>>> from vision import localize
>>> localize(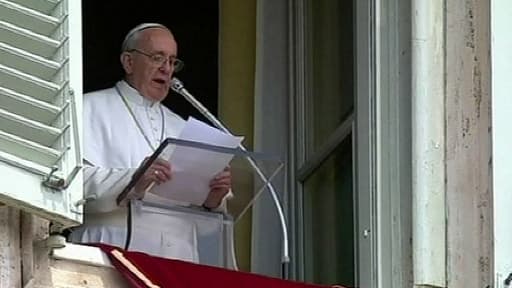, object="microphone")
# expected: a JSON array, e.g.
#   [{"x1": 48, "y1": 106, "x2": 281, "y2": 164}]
[{"x1": 170, "y1": 77, "x2": 290, "y2": 273}]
